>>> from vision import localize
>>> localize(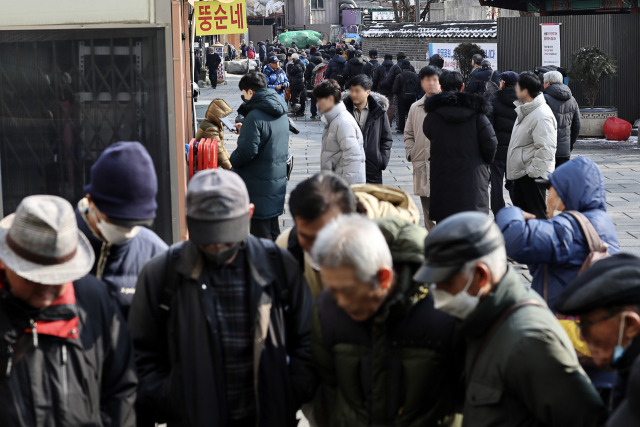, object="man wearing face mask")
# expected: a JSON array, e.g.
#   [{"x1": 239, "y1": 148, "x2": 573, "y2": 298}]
[
  {"x1": 129, "y1": 169, "x2": 314, "y2": 427},
  {"x1": 310, "y1": 214, "x2": 461, "y2": 426},
  {"x1": 77, "y1": 142, "x2": 168, "y2": 318},
  {"x1": 554, "y1": 254, "x2": 640, "y2": 423},
  {"x1": 415, "y1": 211, "x2": 607, "y2": 427}
]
